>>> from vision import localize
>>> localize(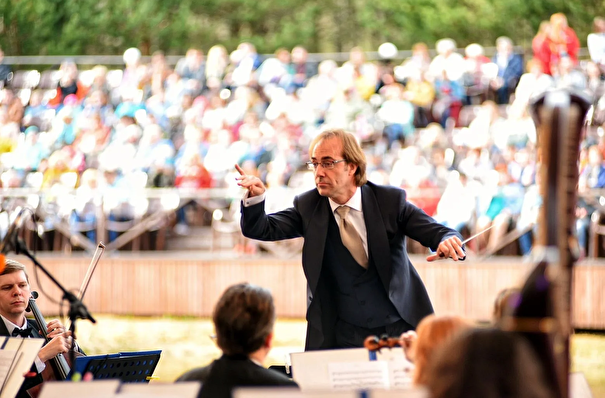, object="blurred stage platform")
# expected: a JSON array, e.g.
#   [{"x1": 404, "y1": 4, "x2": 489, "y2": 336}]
[{"x1": 17, "y1": 253, "x2": 605, "y2": 330}]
